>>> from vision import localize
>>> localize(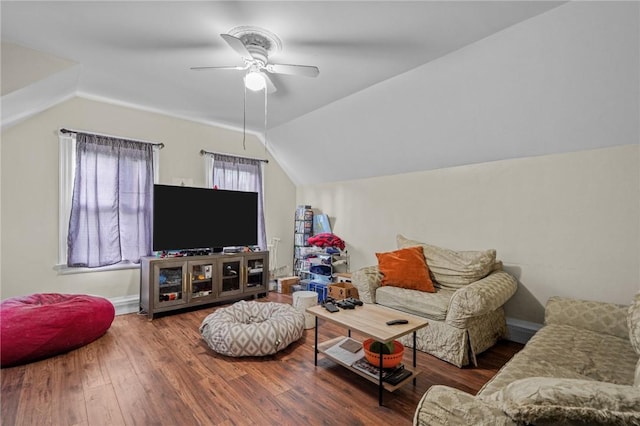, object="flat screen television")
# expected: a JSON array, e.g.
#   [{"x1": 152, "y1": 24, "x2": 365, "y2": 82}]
[{"x1": 152, "y1": 184, "x2": 258, "y2": 252}]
